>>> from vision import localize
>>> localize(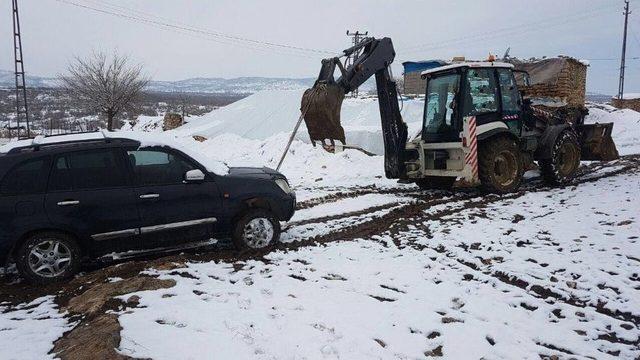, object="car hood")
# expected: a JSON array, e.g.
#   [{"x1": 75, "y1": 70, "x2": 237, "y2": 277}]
[{"x1": 226, "y1": 166, "x2": 283, "y2": 179}]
